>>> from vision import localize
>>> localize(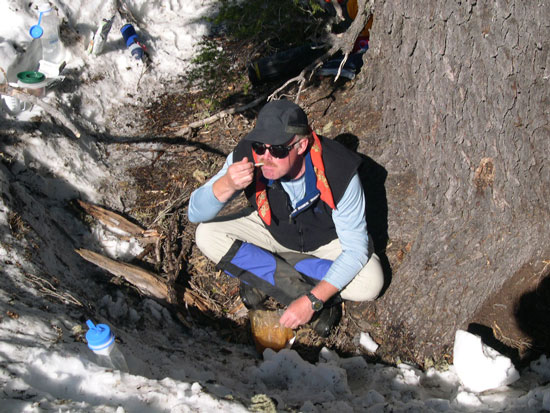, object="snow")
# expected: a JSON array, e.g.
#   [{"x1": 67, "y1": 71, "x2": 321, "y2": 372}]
[
  {"x1": 359, "y1": 331, "x2": 379, "y2": 353},
  {"x1": 454, "y1": 329, "x2": 520, "y2": 393},
  {"x1": 1, "y1": 0, "x2": 550, "y2": 412}
]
